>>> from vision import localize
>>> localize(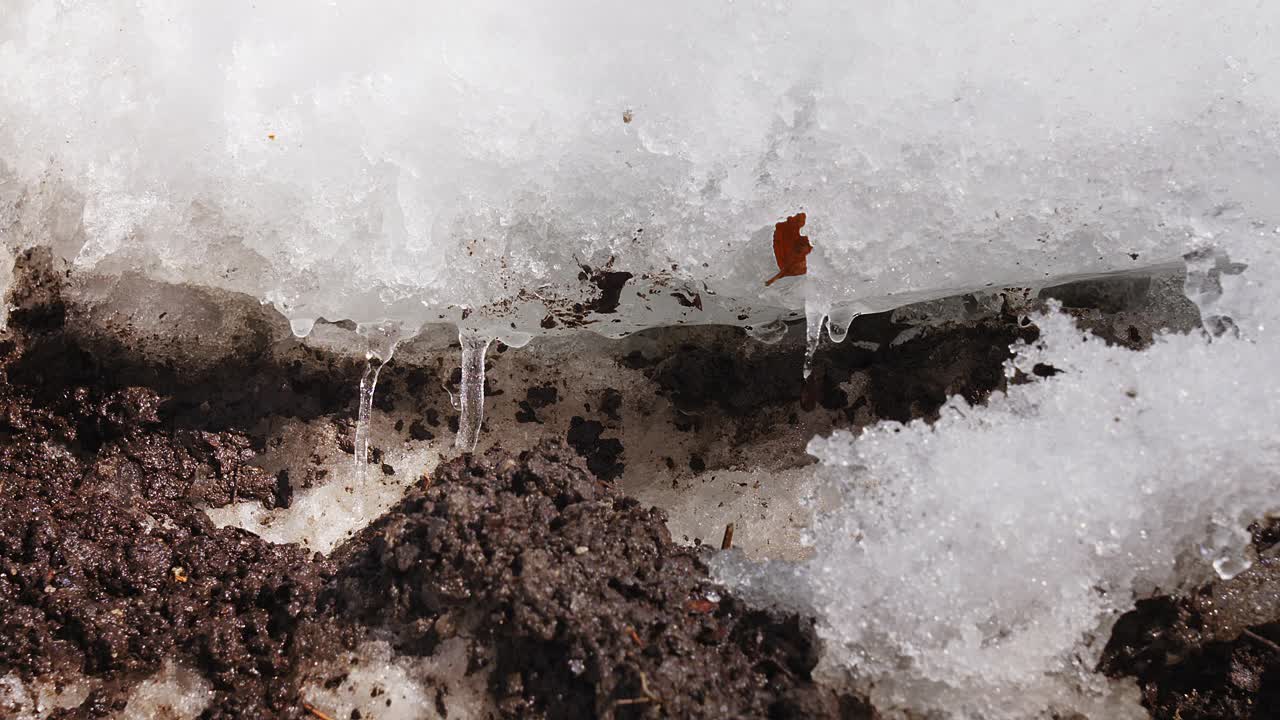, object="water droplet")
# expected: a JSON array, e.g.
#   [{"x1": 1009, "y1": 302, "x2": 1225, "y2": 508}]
[
  {"x1": 826, "y1": 305, "x2": 859, "y2": 343},
  {"x1": 1213, "y1": 554, "x2": 1252, "y2": 580},
  {"x1": 497, "y1": 330, "x2": 533, "y2": 348},
  {"x1": 289, "y1": 317, "x2": 316, "y2": 338}
]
